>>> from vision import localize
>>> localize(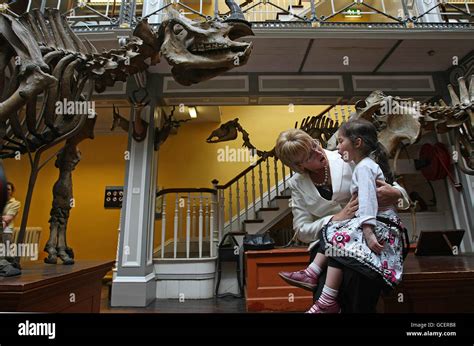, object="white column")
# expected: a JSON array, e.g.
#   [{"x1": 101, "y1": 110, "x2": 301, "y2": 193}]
[{"x1": 111, "y1": 105, "x2": 159, "y2": 307}]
